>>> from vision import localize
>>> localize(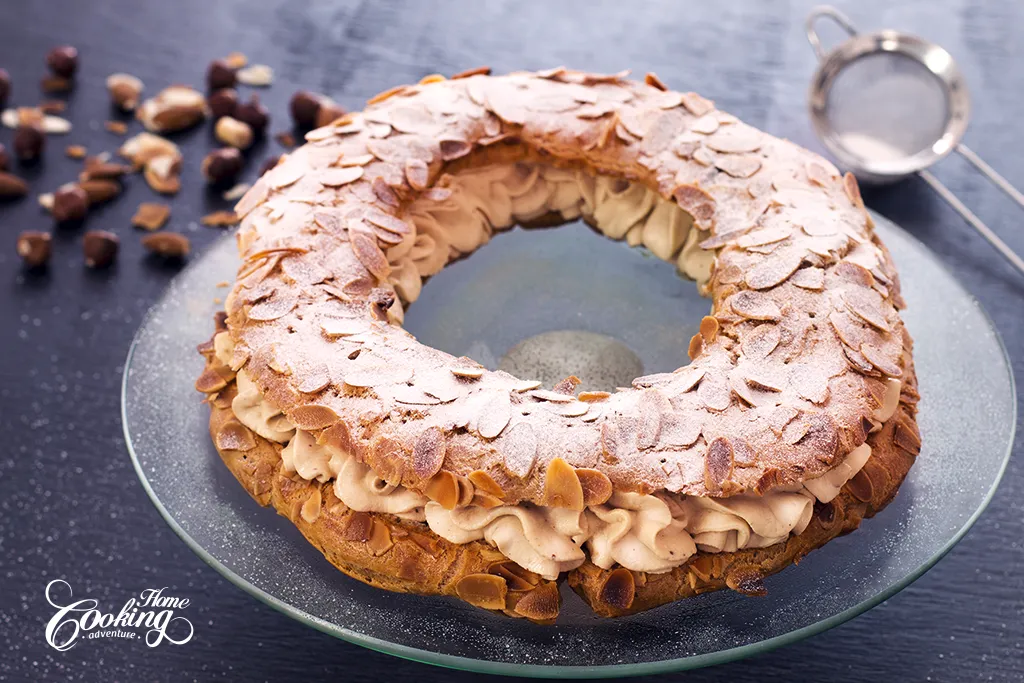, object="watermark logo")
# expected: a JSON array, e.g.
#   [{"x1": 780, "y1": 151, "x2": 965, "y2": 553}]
[{"x1": 44, "y1": 580, "x2": 194, "y2": 651}]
